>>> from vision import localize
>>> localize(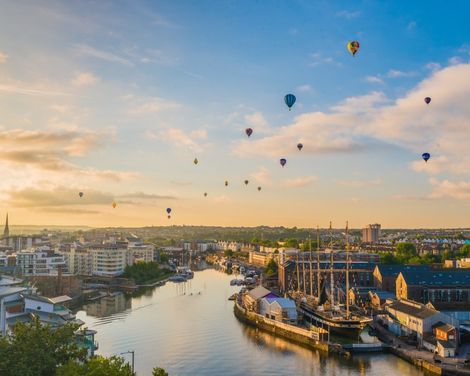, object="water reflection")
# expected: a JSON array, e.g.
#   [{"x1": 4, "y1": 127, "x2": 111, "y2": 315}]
[
  {"x1": 84, "y1": 292, "x2": 131, "y2": 317},
  {"x1": 76, "y1": 269, "x2": 425, "y2": 376}
]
